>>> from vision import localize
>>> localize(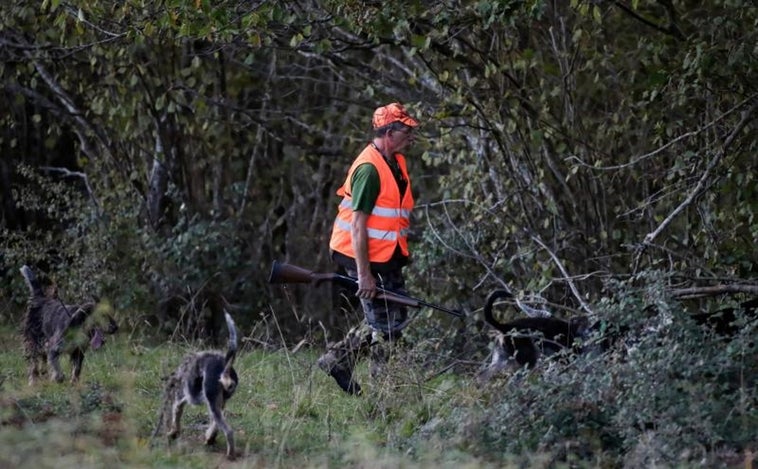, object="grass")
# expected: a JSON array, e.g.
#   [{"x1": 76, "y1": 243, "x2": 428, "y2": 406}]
[
  {"x1": 2, "y1": 301, "x2": 756, "y2": 468},
  {"x1": 0, "y1": 323, "x2": 497, "y2": 469}
]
